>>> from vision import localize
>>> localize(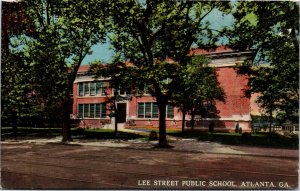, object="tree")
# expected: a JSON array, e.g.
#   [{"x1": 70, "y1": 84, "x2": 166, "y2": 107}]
[
  {"x1": 12, "y1": 0, "x2": 109, "y2": 141},
  {"x1": 171, "y1": 55, "x2": 225, "y2": 133},
  {"x1": 1, "y1": 1, "x2": 36, "y2": 138},
  {"x1": 1, "y1": 52, "x2": 33, "y2": 137},
  {"x1": 227, "y1": 2, "x2": 299, "y2": 128},
  {"x1": 104, "y1": 1, "x2": 231, "y2": 147}
]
